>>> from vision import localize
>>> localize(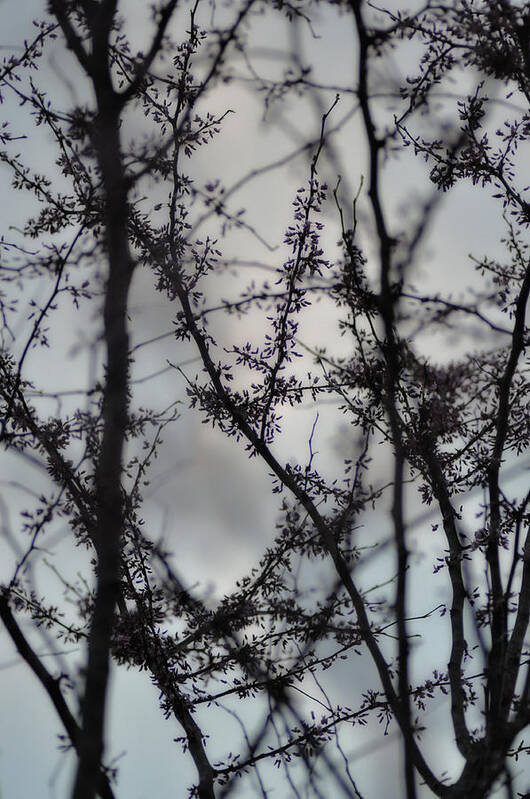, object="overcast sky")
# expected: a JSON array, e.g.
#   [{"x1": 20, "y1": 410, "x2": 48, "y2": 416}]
[{"x1": 1, "y1": 2, "x2": 528, "y2": 798}]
